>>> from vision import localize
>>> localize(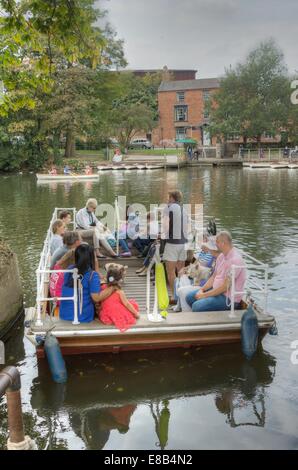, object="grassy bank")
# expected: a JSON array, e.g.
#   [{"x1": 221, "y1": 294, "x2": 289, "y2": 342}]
[{"x1": 128, "y1": 148, "x2": 184, "y2": 156}]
